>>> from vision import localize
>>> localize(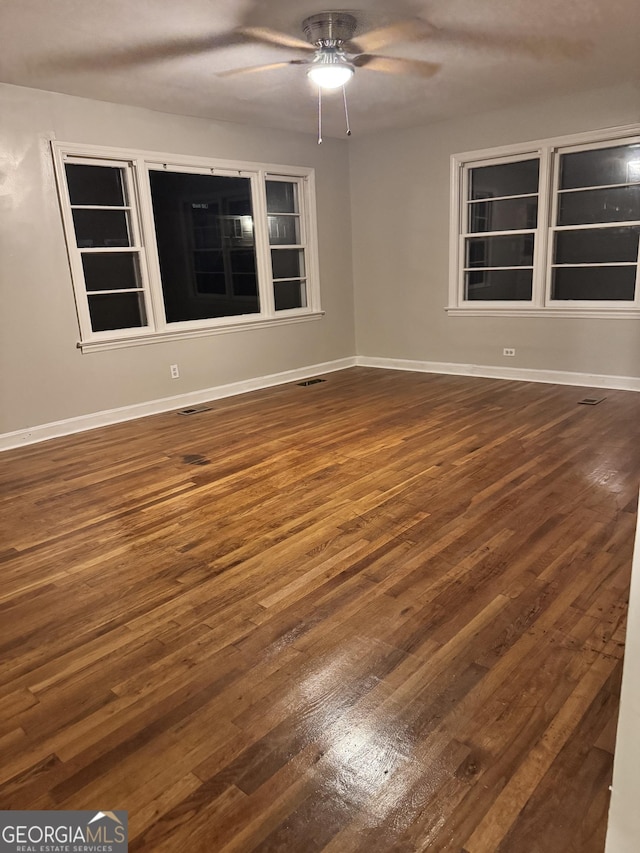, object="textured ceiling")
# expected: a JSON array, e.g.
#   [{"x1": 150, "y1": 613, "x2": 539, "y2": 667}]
[{"x1": 1, "y1": 0, "x2": 639, "y2": 139}]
